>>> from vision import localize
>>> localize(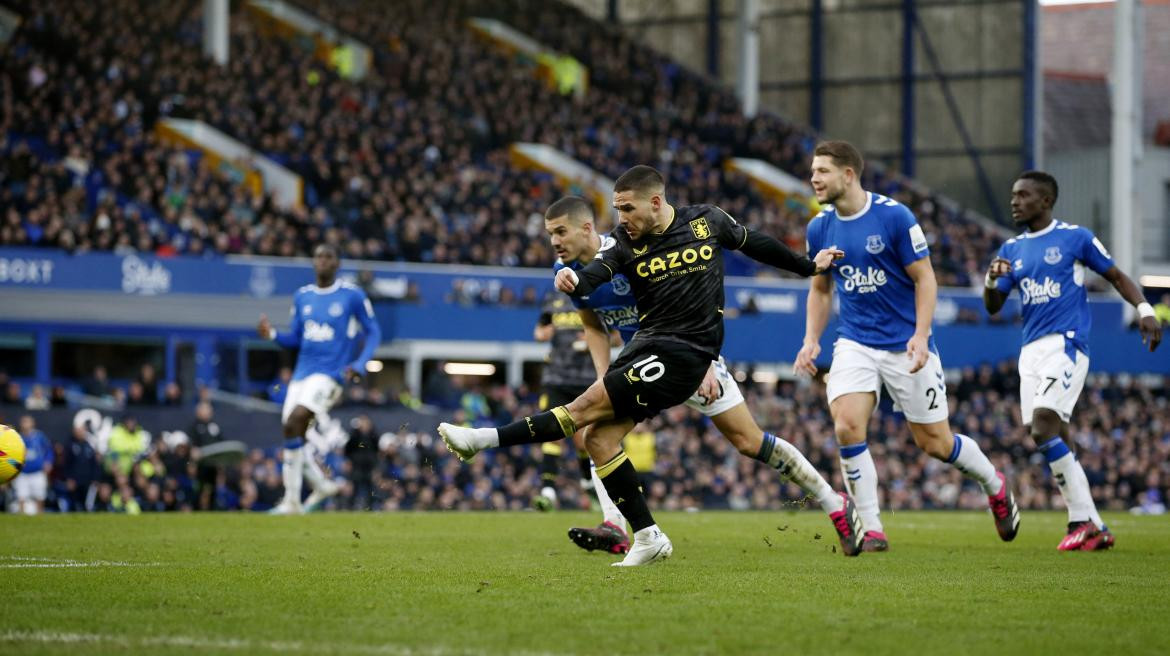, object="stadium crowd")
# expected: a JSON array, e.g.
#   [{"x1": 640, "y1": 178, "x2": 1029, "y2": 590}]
[
  {"x1": 4, "y1": 362, "x2": 1167, "y2": 517},
  {"x1": 3, "y1": 0, "x2": 1005, "y2": 285}
]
